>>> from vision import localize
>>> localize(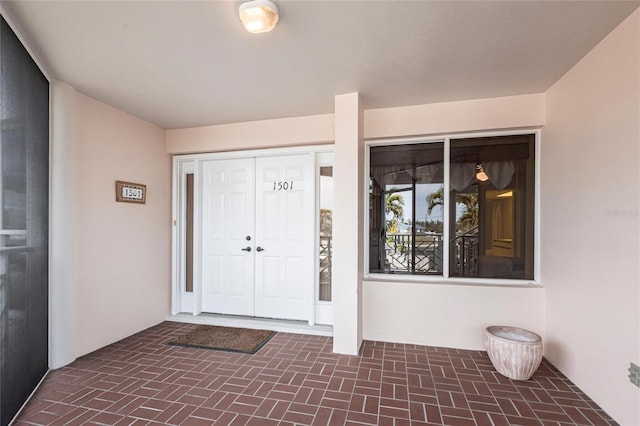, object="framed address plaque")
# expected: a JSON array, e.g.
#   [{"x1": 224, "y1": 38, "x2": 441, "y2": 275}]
[{"x1": 116, "y1": 180, "x2": 146, "y2": 204}]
